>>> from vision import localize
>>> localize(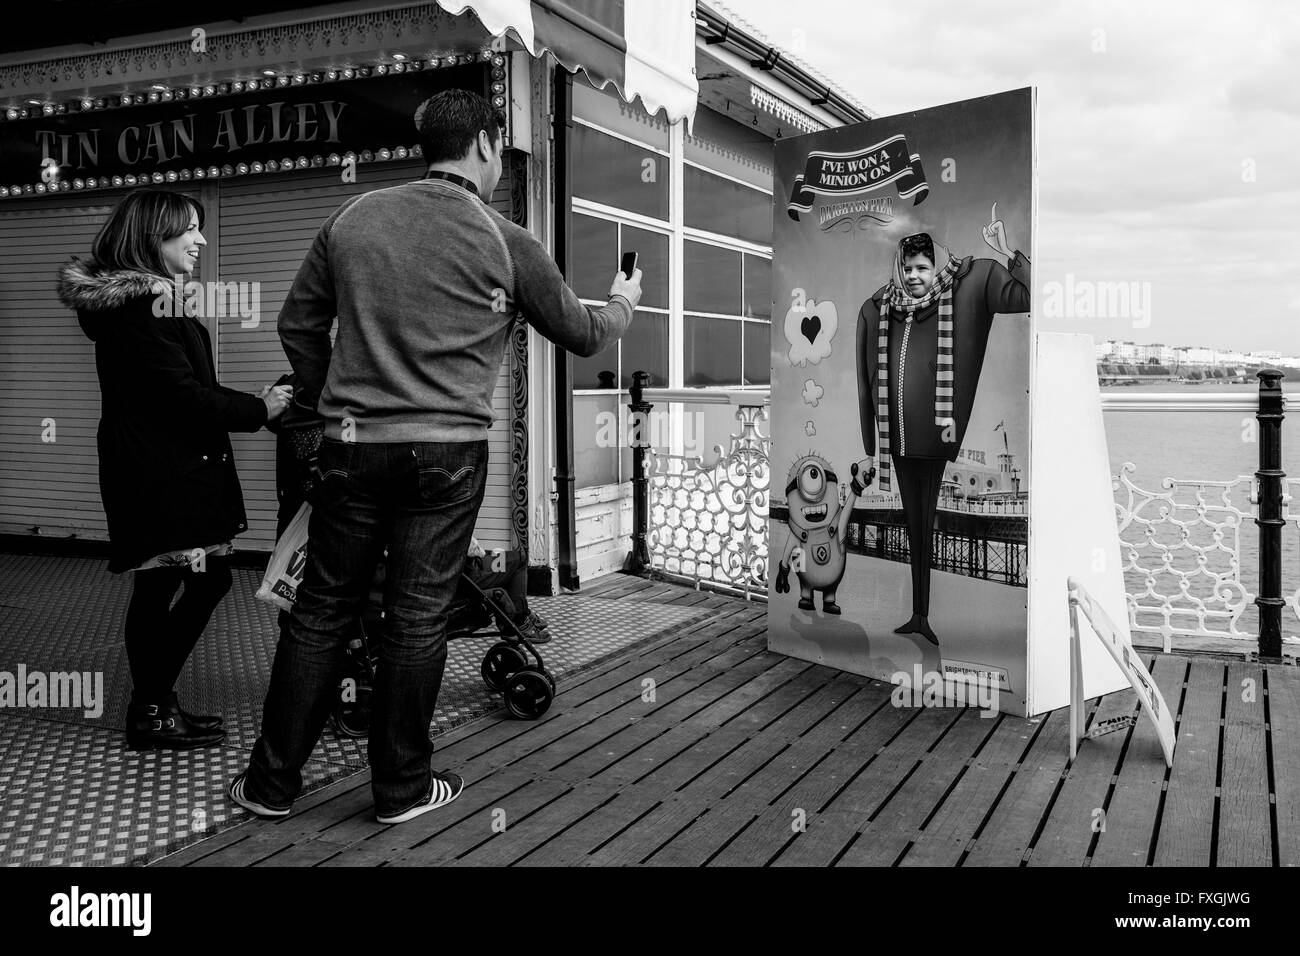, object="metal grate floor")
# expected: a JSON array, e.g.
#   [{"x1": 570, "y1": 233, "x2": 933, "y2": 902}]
[{"x1": 0, "y1": 554, "x2": 716, "y2": 866}]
